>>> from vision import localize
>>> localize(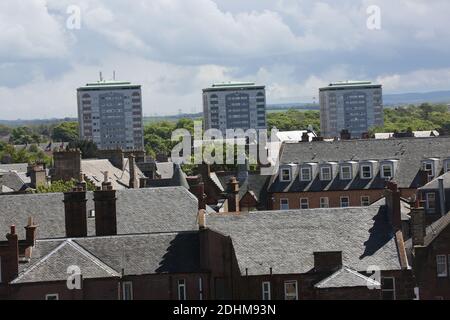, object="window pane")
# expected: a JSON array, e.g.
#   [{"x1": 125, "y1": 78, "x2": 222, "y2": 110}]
[
  {"x1": 437, "y1": 255, "x2": 448, "y2": 277},
  {"x1": 284, "y1": 281, "x2": 297, "y2": 300},
  {"x1": 282, "y1": 169, "x2": 291, "y2": 181},
  {"x1": 300, "y1": 199, "x2": 309, "y2": 209},
  {"x1": 301, "y1": 168, "x2": 311, "y2": 181},
  {"x1": 341, "y1": 197, "x2": 349, "y2": 208},
  {"x1": 320, "y1": 198, "x2": 329, "y2": 208},
  {"x1": 321, "y1": 167, "x2": 331, "y2": 180}
]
